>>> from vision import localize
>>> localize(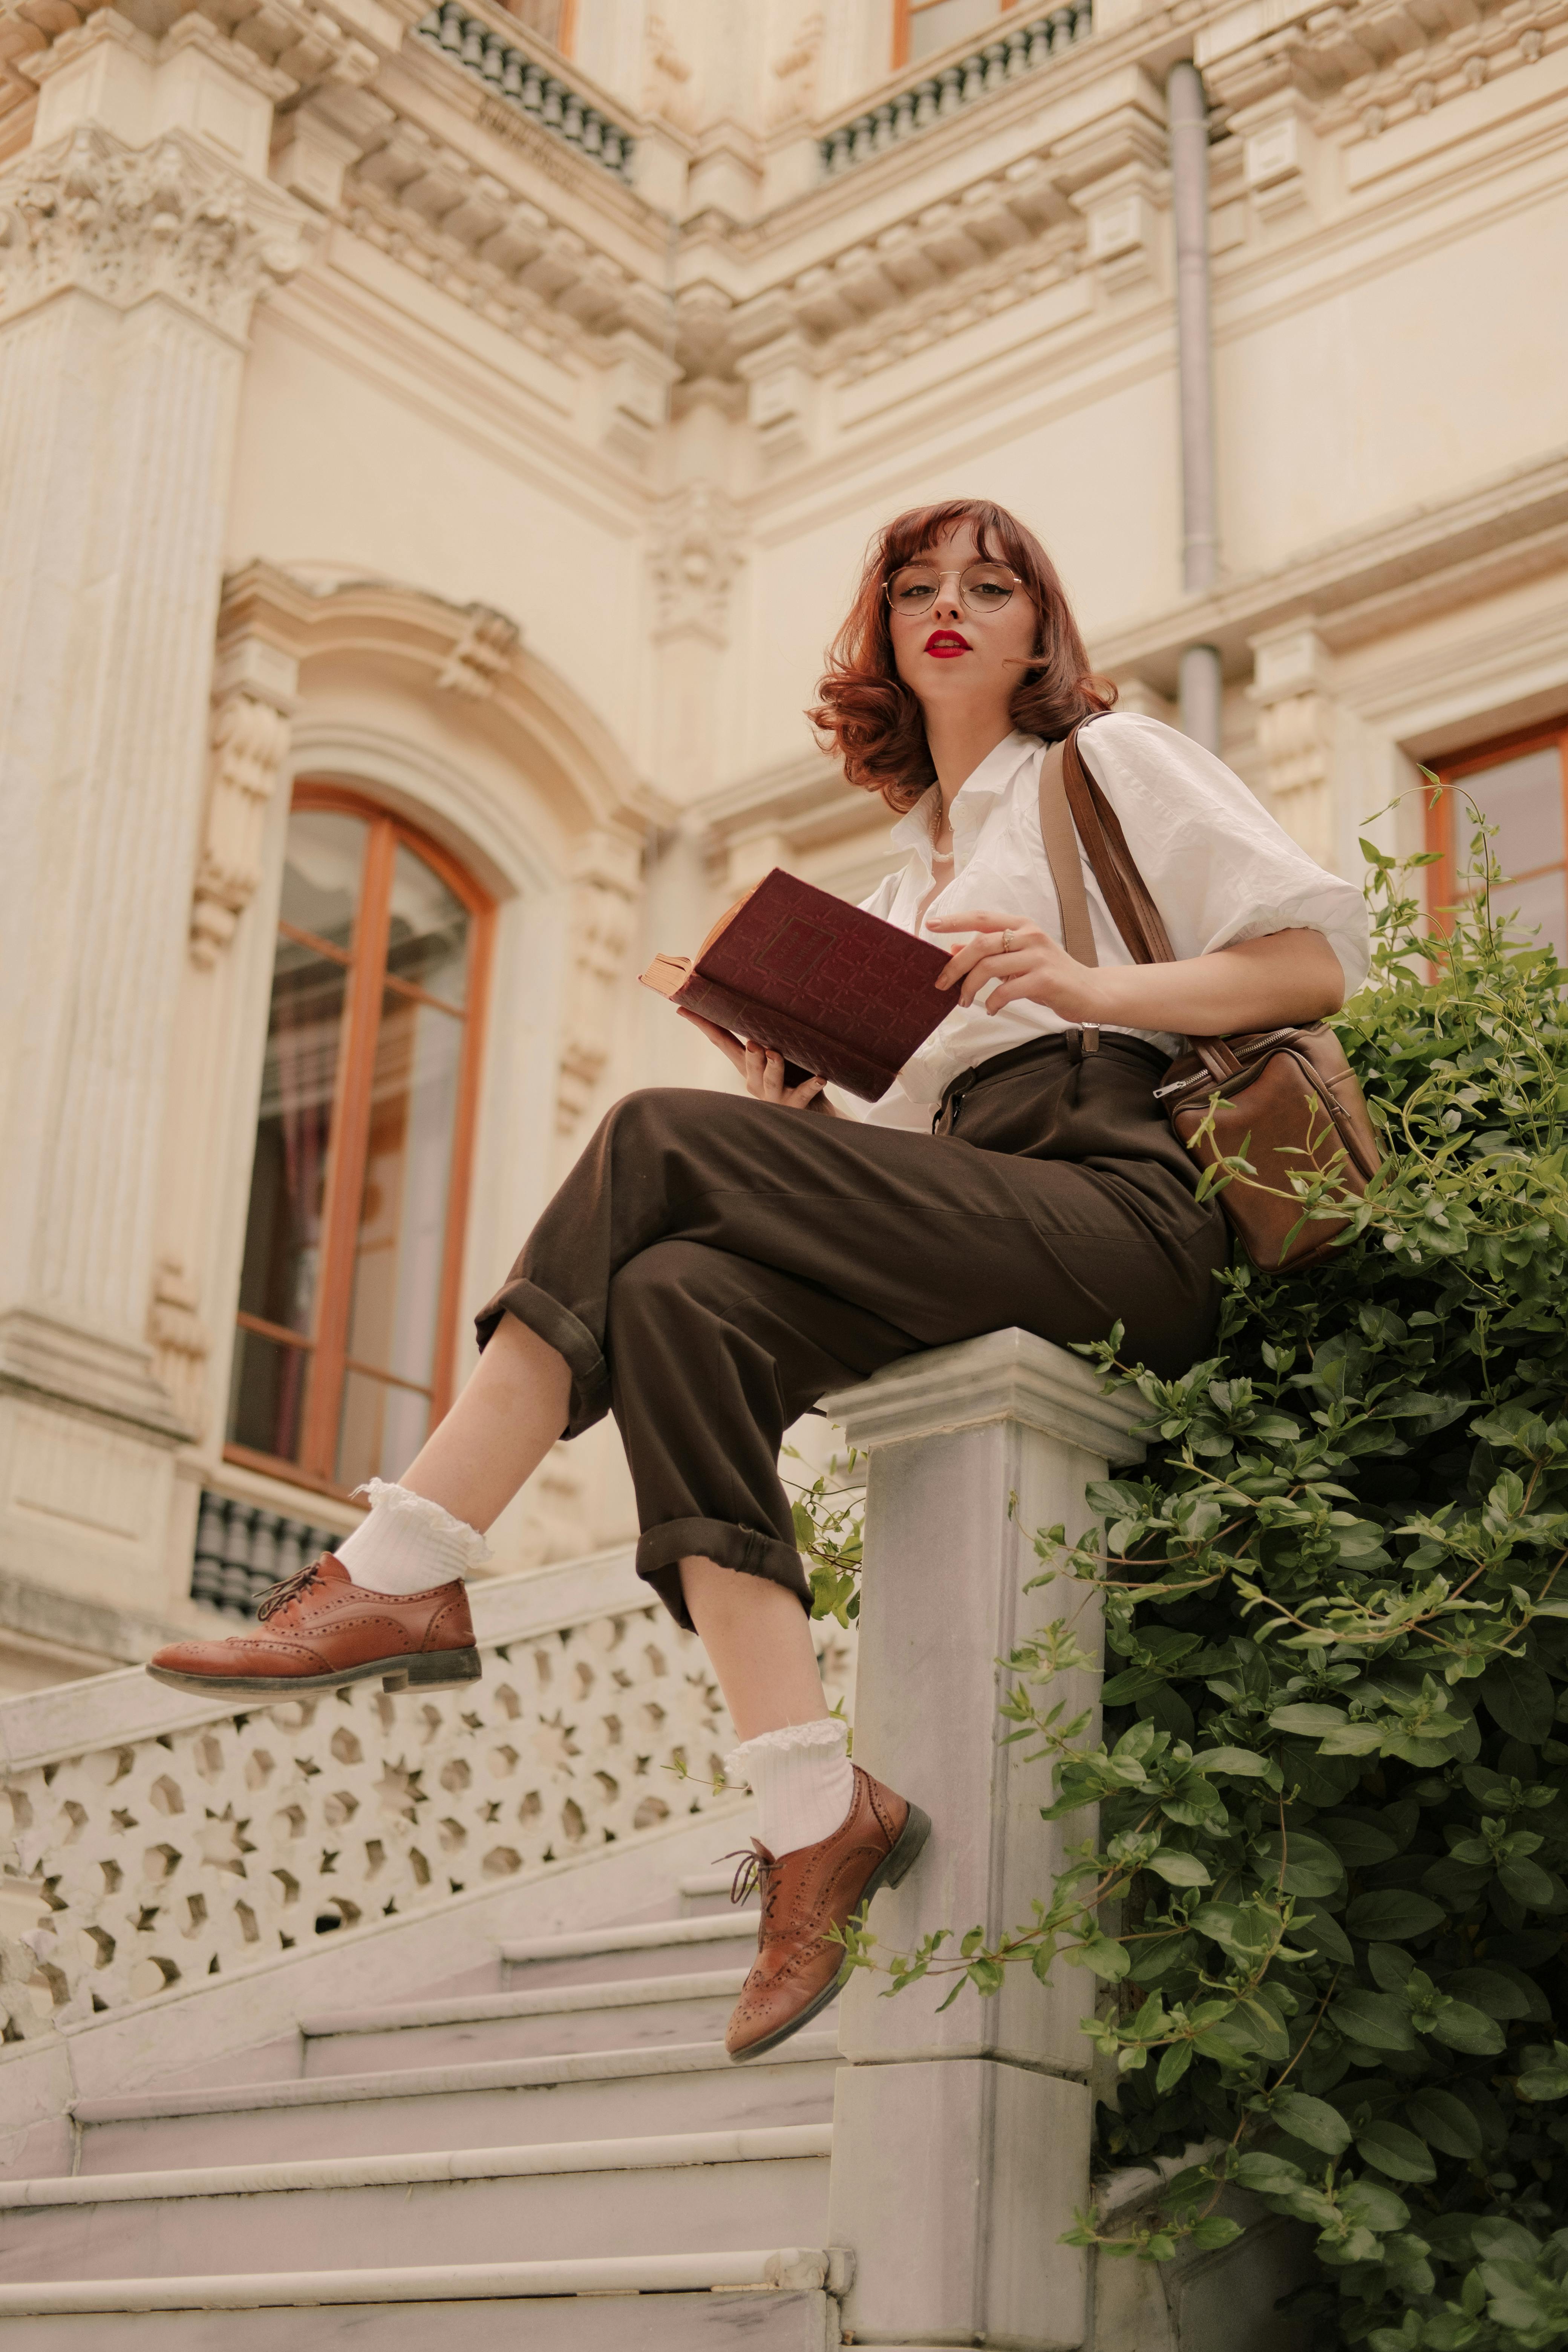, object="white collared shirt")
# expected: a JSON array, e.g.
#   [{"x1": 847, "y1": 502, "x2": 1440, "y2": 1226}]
[{"x1": 854, "y1": 714, "x2": 1371, "y2": 1130}]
